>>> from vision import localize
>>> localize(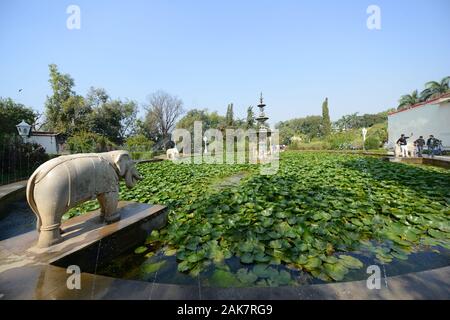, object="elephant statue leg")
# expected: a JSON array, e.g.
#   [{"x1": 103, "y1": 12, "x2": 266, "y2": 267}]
[
  {"x1": 37, "y1": 213, "x2": 63, "y2": 248},
  {"x1": 97, "y1": 191, "x2": 119, "y2": 224}
]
